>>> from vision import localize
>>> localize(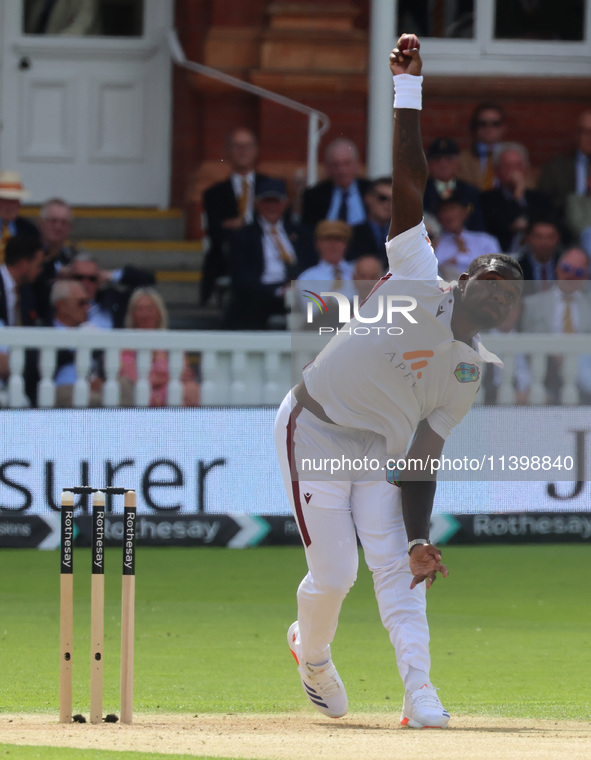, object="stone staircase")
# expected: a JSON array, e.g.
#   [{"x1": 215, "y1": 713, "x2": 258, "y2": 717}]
[{"x1": 21, "y1": 207, "x2": 222, "y2": 329}]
